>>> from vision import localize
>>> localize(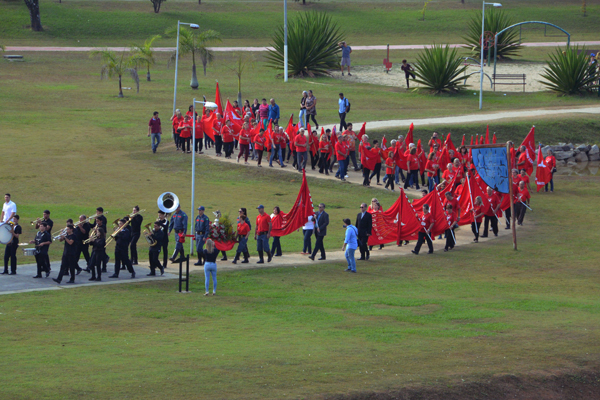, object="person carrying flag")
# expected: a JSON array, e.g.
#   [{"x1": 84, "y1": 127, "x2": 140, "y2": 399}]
[{"x1": 412, "y1": 204, "x2": 434, "y2": 255}]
